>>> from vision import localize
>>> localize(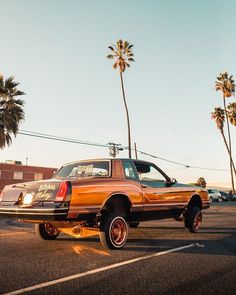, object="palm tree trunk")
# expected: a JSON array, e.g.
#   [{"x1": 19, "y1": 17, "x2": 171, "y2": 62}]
[
  {"x1": 223, "y1": 96, "x2": 235, "y2": 193},
  {"x1": 120, "y1": 72, "x2": 131, "y2": 158},
  {"x1": 220, "y1": 128, "x2": 236, "y2": 177}
]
